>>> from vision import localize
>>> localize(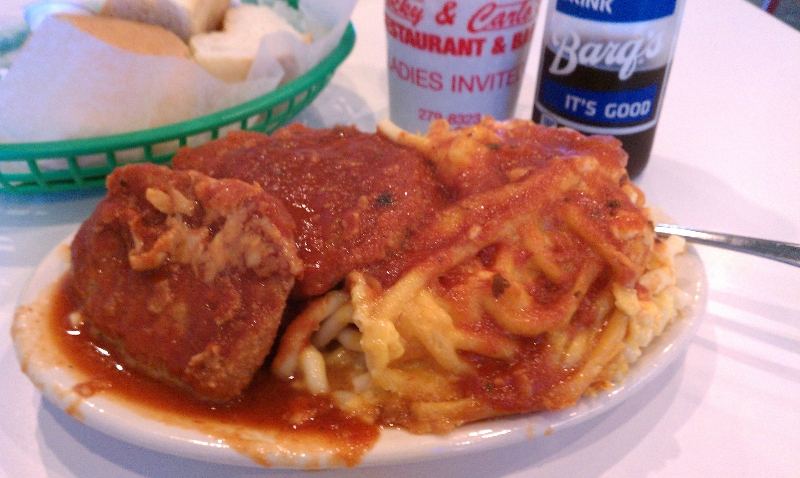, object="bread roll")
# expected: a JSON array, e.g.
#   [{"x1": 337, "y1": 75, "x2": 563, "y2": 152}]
[
  {"x1": 100, "y1": 0, "x2": 230, "y2": 41},
  {"x1": 190, "y1": 3, "x2": 311, "y2": 83},
  {"x1": 59, "y1": 13, "x2": 190, "y2": 57}
]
